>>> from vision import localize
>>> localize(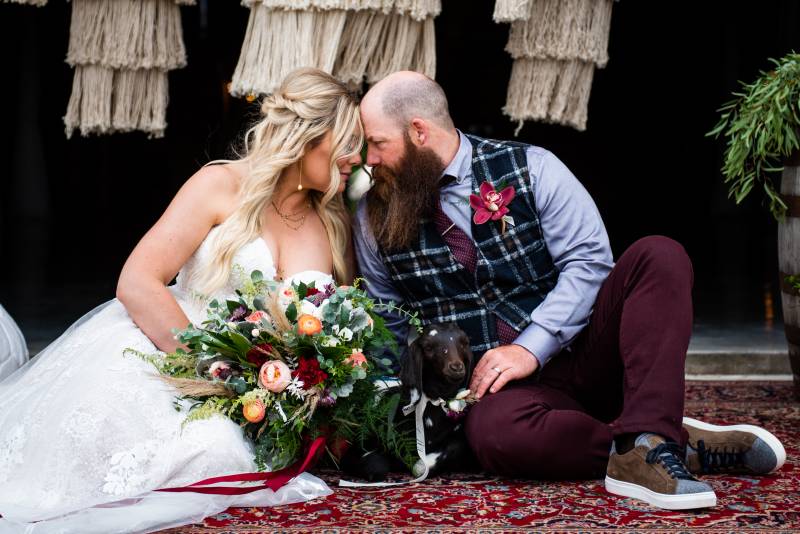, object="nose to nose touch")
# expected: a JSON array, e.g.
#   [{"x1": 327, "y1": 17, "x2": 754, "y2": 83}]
[{"x1": 449, "y1": 361, "x2": 464, "y2": 372}]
